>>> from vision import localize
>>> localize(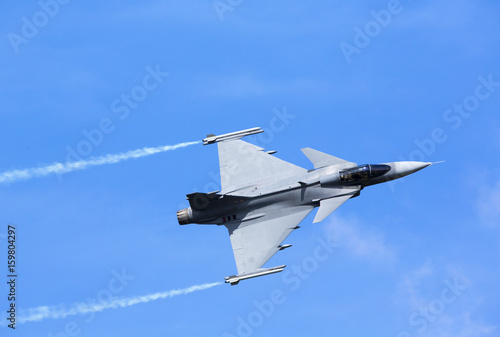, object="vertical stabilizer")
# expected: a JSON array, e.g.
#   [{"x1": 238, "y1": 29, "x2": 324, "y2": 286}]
[{"x1": 301, "y1": 148, "x2": 354, "y2": 169}]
